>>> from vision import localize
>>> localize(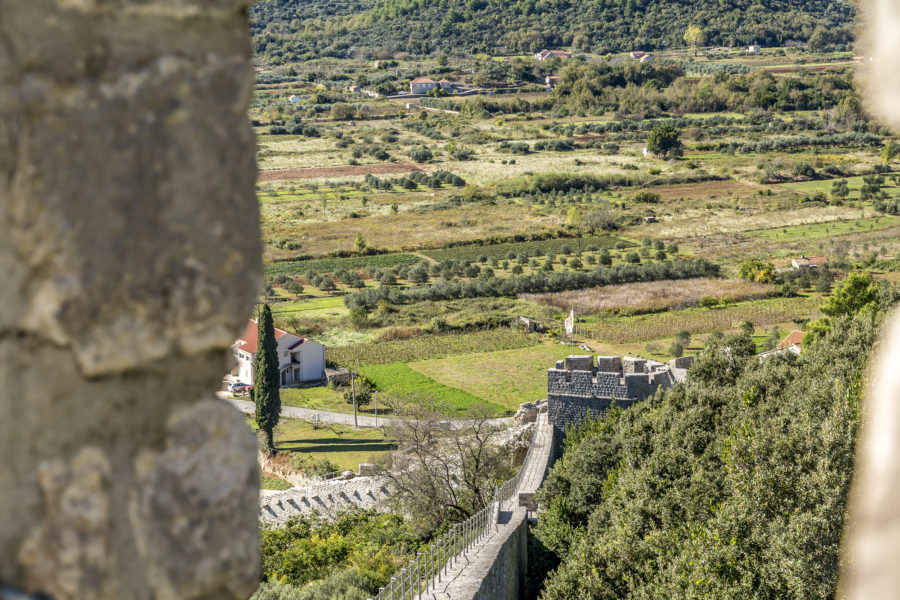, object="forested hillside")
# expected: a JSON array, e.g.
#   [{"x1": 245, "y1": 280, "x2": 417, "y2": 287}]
[
  {"x1": 532, "y1": 282, "x2": 896, "y2": 599},
  {"x1": 250, "y1": 0, "x2": 855, "y2": 61}
]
